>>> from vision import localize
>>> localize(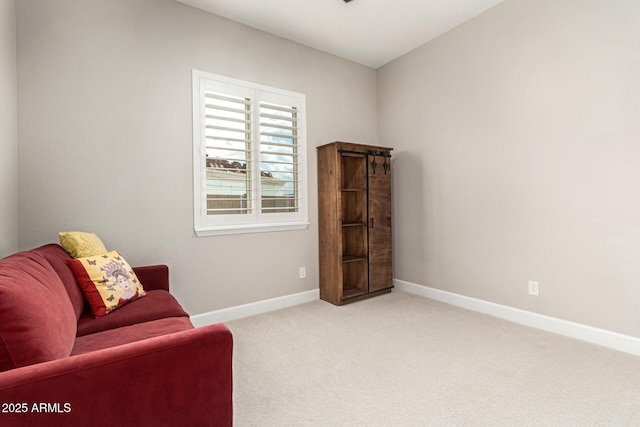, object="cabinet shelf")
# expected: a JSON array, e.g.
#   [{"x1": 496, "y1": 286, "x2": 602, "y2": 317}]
[
  {"x1": 341, "y1": 222, "x2": 365, "y2": 228},
  {"x1": 342, "y1": 254, "x2": 367, "y2": 263}
]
